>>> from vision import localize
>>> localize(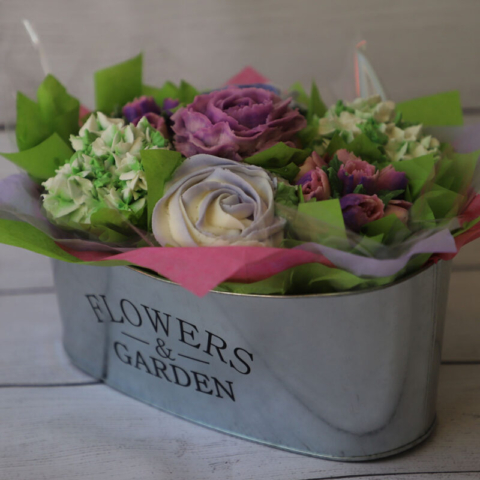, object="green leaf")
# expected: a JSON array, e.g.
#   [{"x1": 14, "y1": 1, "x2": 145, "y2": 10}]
[
  {"x1": 0, "y1": 219, "x2": 82, "y2": 262},
  {"x1": 36, "y1": 74, "x2": 80, "y2": 145},
  {"x1": 307, "y1": 81, "x2": 327, "y2": 122},
  {"x1": 15, "y1": 75, "x2": 80, "y2": 152},
  {"x1": 141, "y1": 149, "x2": 184, "y2": 230},
  {"x1": 150, "y1": 130, "x2": 167, "y2": 148},
  {"x1": 298, "y1": 185, "x2": 305, "y2": 203},
  {"x1": 297, "y1": 199, "x2": 346, "y2": 239},
  {"x1": 269, "y1": 163, "x2": 300, "y2": 182},
  {"x1": 345, "y1": 133, "x2": 386, "y2": 164},
  {"x1": 89, "y1": 208, "x2": 135, "y2": 243},
  {"x1": 353, "y1": 184, "x2": 367, "y2": 194},
  {"x1": 95, "y1": 54, "x2": 143, "y2": 113},
  {"x1": 435, "y1": 150, "x2": 480, "y2": 195},
  {"x1": 290, "y1": 263, "x2": 367, "y2": 294},
  {"x1": 327, "y1": 166, "x2": 343, "y2": 199},
  {"x1": 377, "y1": 189, "x2": 405, "y2": 206},
  {"x1": 143, "y1": 81, "x2": 179, "y2": 105},
  {"x1": 362, "y1": 214, "x2": 410, "y2": 245},
  {"x1": 244, "y1": 142, "x2": 310, "y2": 168},
  {"x1": 328, "y1": 155, "x2": 342, "y2": 173},
  {"x1": 396, "y1": 91, "x2": 464, "y2": 127},
  {"x1": 423, "y1": 184, "x2": 465, "y2": 219},
  {"x1": 351, "y1": 234, "x2": 384, "y2": 256},
  {"x1": 178, "y1": 80, "x2": 199, "y2": 104},
  {"x1": 297, "y1": 123, "x2": 319, "y2": 148},
  {"x1": 216, "y1": 262, "x2": 369, "y2": 295},
  {"x1": 275, "y1": 183, "x2": 299, "y2": 208},
  {"x1": 216, "y1": 267, "x2": 294, "y2": 295},
  {"x1": 392, "y1": 153, "x2": 436, "y2": 200},
  {"x1": 409, "y1": 197, "x2": 436, "y2": 227},
  {"x1": 15, "y1": 92, "x2": 51, "y2": 151},
  {"x1": 1, "y1": 133, "x2": 73, "y2": 181},
  {"x1": 0, "y1": 218, "x2": 130, "y2": 268},
  {"x1": 326, "y1": 132, "x2": 348, "y2": 157},
  {"x1": 288, "y1": 82, "x2": 309, "y2": 106}
]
